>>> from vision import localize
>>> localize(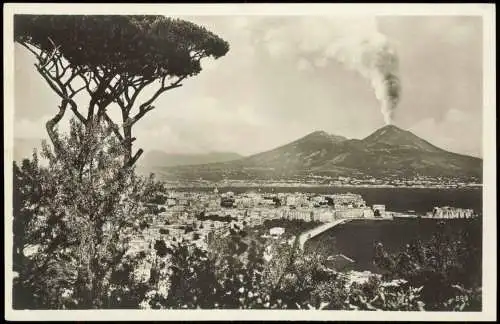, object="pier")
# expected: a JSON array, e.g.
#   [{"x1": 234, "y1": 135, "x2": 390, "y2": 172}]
[{"x1": 297, "y1": 218, "x2": 351, "y2": 249}]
